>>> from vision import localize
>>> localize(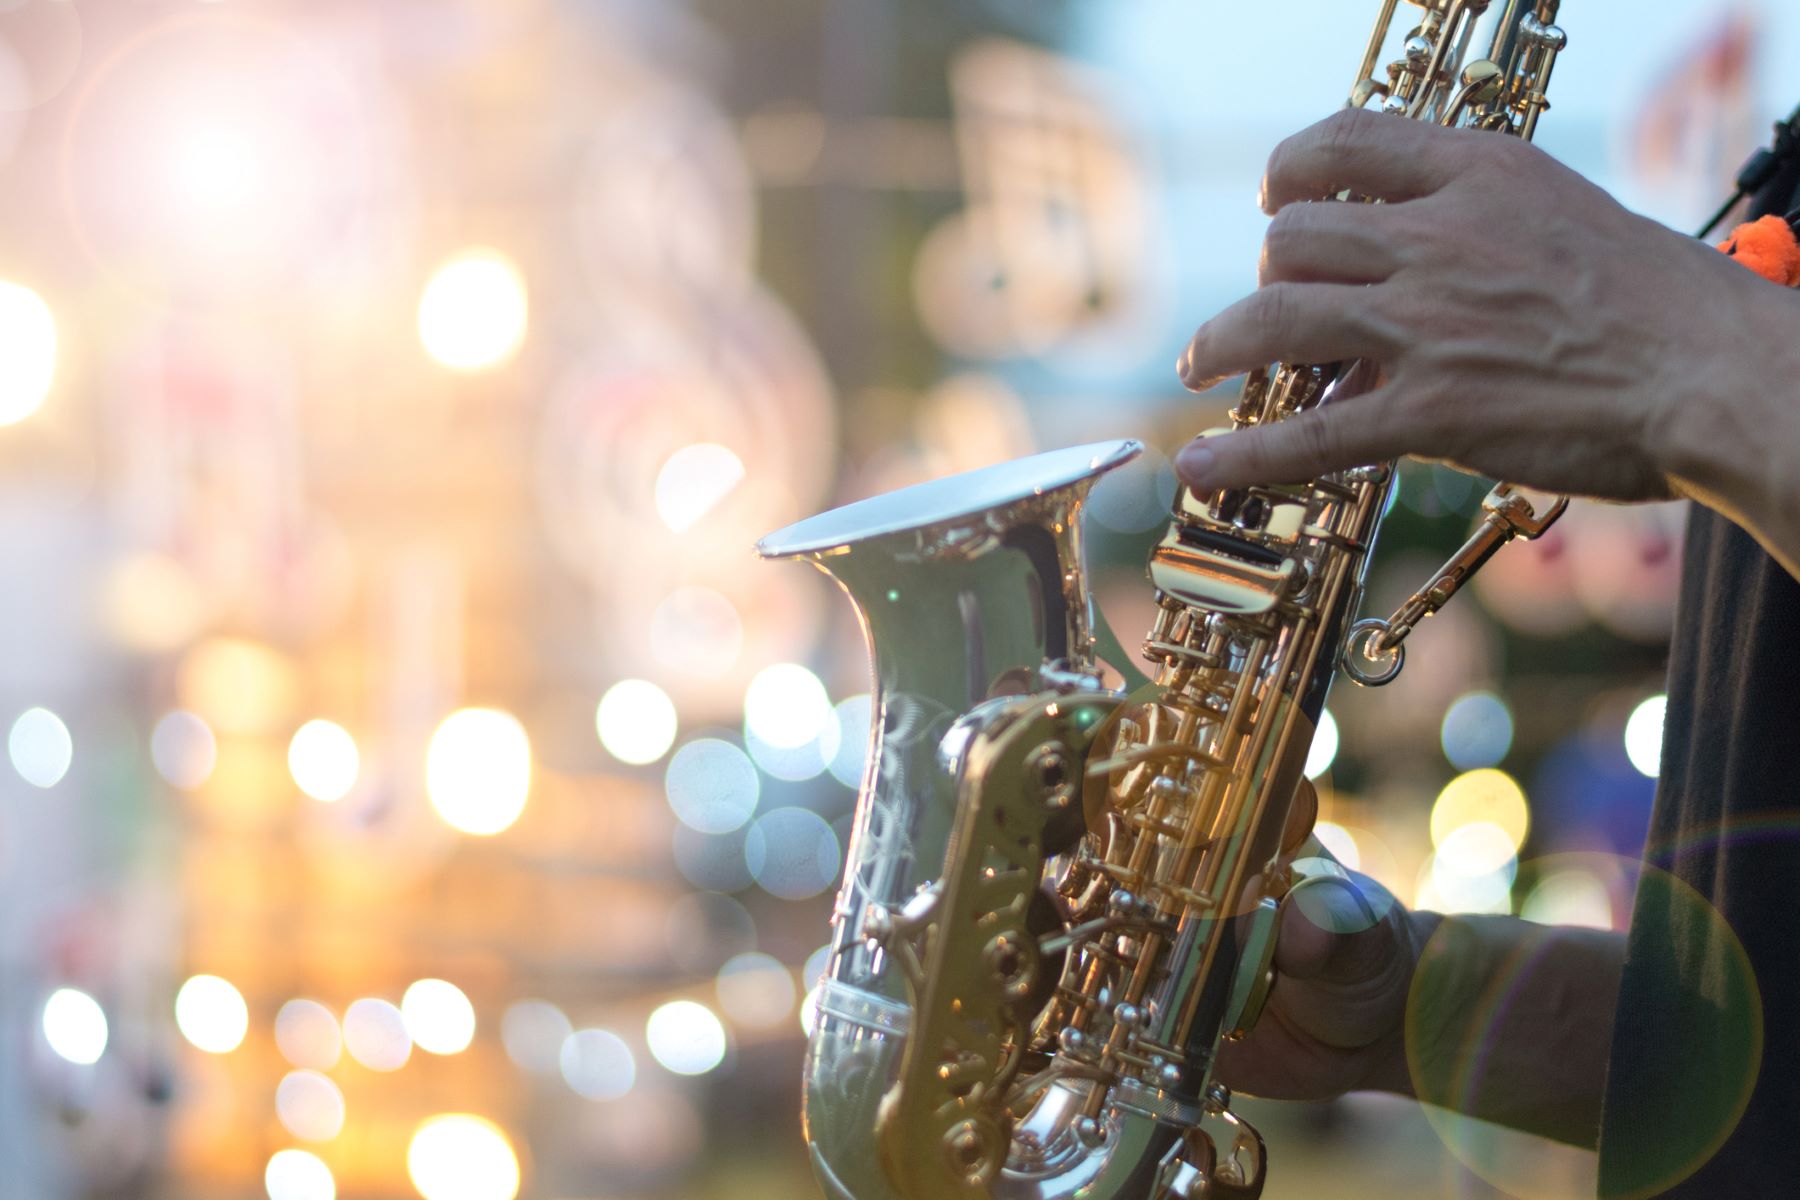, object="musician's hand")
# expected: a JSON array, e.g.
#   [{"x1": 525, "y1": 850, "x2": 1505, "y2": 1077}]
[
  {"x1": 1173, "y1": 109, "x2": 1800, "y2": 511},
  {"x1": 1214, "y1": 863, "x2": 1437, "y2": 1102}
]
